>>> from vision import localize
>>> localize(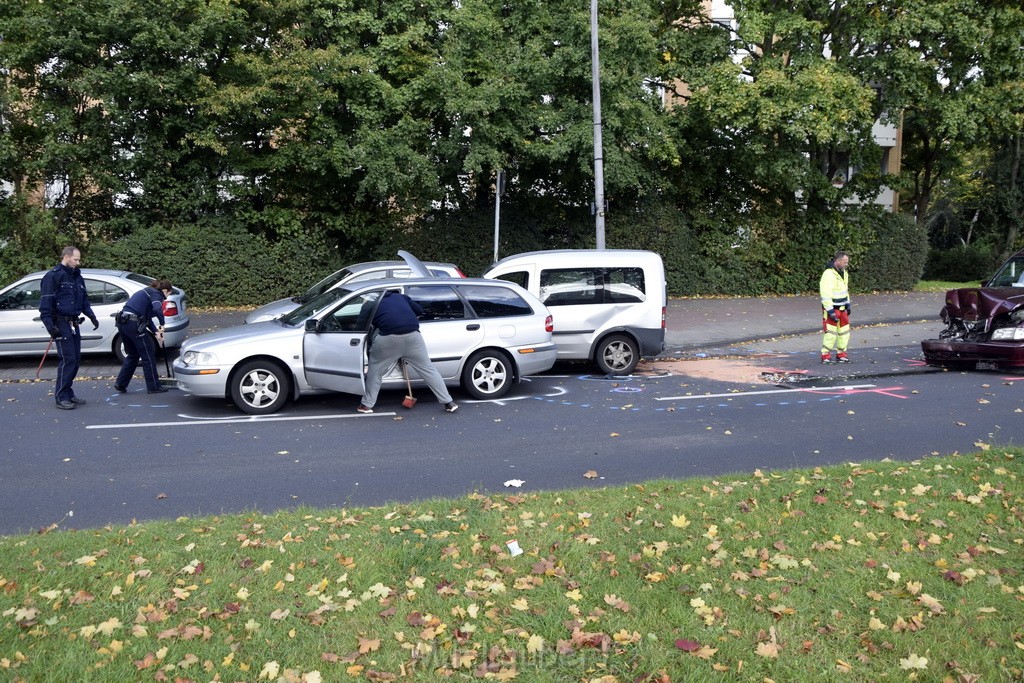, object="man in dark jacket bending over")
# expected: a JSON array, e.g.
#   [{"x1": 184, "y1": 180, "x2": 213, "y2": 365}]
[{"x1": 357, "y1": 290, "x2": 458, "y2": 414}]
